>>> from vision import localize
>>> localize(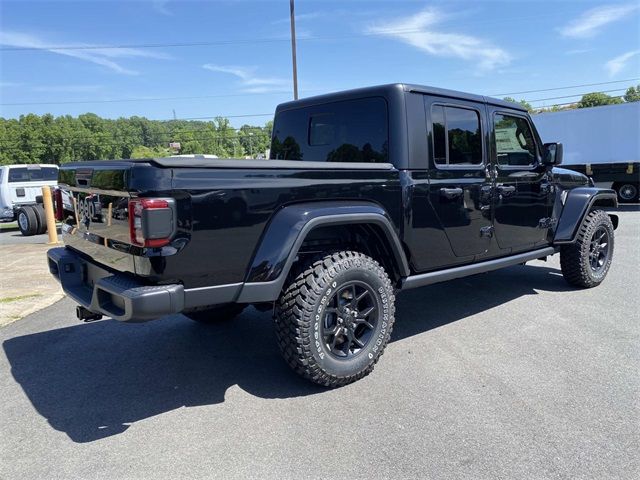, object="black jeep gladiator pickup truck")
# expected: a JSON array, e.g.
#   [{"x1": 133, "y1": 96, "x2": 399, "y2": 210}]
[{"x1": 48, "y1": 84, "x2": 619, "y2": 387}]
